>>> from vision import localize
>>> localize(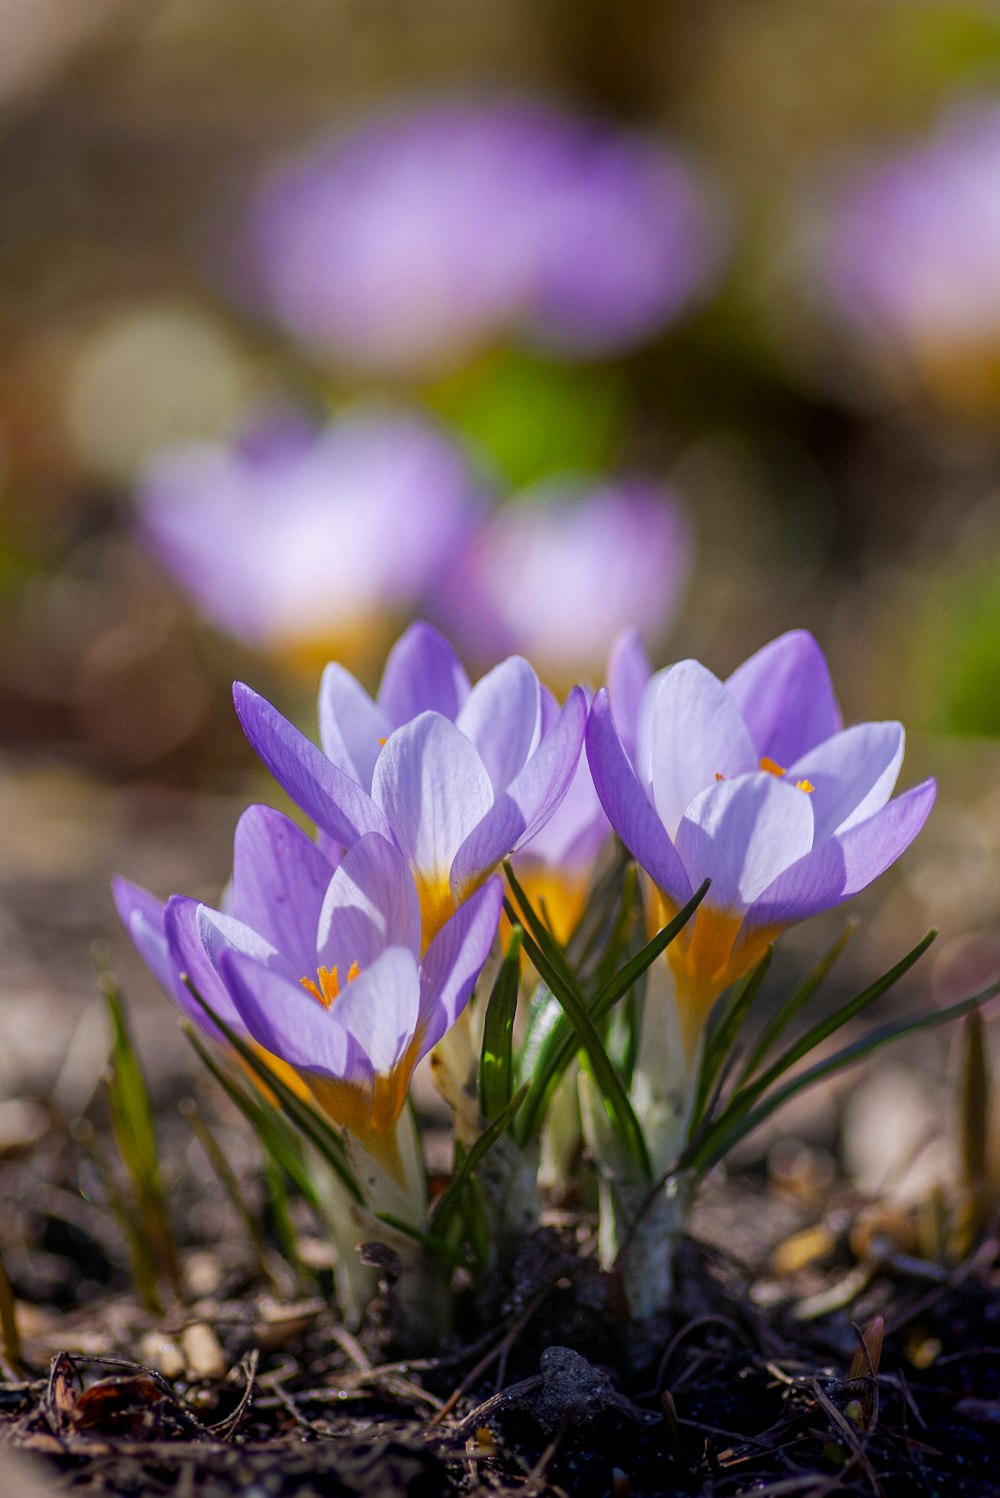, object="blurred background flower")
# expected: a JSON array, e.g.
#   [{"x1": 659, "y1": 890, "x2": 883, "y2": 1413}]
[
  {"x1": 435, "y1": 478, "x2": 689, "y2": 687},
  {"x1": 807, "y1": 101, "x2": 1000, "y2": 417},
  {"x1": 242, "y1": 96, "x2": 724, "y2": 375},
  {"x1": 135, "y1": 402, "x2": 481, "y2": 677}
]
